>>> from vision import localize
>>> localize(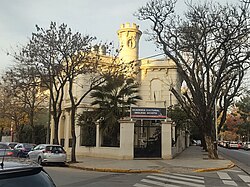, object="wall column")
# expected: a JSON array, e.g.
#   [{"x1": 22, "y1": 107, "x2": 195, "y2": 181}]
[
  {"x1": 119, "y1": 118, "x2": 135, "y2": 159},
  {"x1": 161, "y1": 121, "x2": 172, "y2": 159},
  {"x1": 95, "y1": 123, "x2": 100, "y2": 148}
]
